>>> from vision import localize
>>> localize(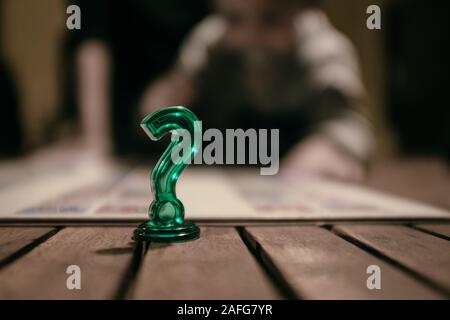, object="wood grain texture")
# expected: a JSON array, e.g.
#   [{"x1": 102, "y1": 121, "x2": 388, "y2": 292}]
[
  {"x1": 0, "y1": 227, "x2": 55, "y2": 263},
  {"x1": 334, "y1": 225, "x2": 450, "y2": 294},
  {"x1": 415, "y1": 224, "x2": 450, "y2": 239},
  {"x1": 0, "y1": 227, "x2": 135, "y2": 299},
  {"x1": 131, "y1": 227, "x2": 279, "y2": 299},
  {"x1": 245, "y1": 226, "x2": 442, "y2": 299}
]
